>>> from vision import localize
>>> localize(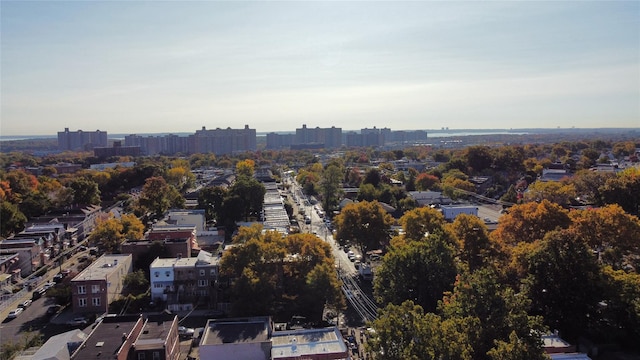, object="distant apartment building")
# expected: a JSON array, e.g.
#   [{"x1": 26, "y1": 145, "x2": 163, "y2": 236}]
[
  {"x1": 70, "y1": 254, "x2": 132, "y2": 314},
  {"x1": 0, "y1": 238, "x2": 46, "y2": 276},
  {"x1": 190, "y1": 125, "x2": 257, "y2": 155},
  {"x1": 265, "y1": 133, "x2": 294, "y2": 150},
  {"x1": 93, "y1": 141, "x2": 141, "y2": 158},
  {"x1": 149, "y1": 250, "x2": 221, "y2": 311},
  {"x1": 292, "y1": 125, "x2": 342, "y2": 149},
  {"x1": 124, "y1": 134, "x2": 190, "y2": 156},
  {"x1": 58, "y1": 128, "x2": 108, "y2": 151}
]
